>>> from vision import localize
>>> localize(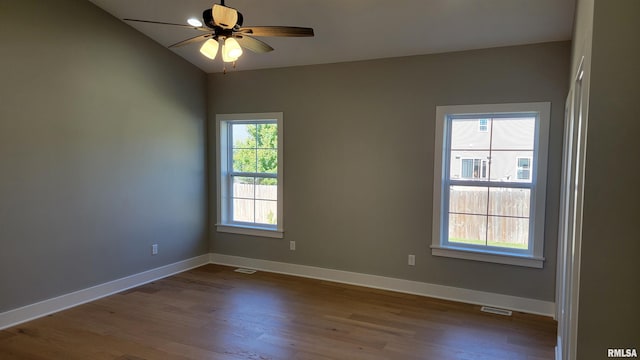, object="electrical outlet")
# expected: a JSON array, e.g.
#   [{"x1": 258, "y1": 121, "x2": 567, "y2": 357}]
[
  {"x1": 289, "y1": 241, "x2": 296, "y2": 251},
  {"x1": 408, "y1": 254, "x2": 415, "y2": 266},
  {"x1": 152, "y1": 244, "x2": 158, "y2": 255}
]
